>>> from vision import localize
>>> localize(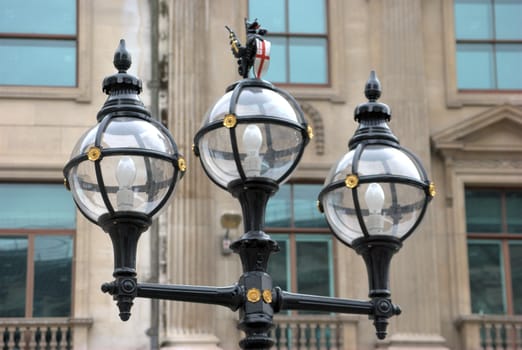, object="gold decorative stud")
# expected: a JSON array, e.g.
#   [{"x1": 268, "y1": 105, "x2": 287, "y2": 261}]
[
  {"x1": 87, "y1": 146, "x2": 101, "y2": 161},
  {"x1": 178, "y1": 158, "x2": 187, "y2": 172},
  {"x1": 223, "y1": 114, "x2": 237, "y2": 128},
  {"x1": 247, "y1": 288, "x2": 261, "y2": 303},
  {"x1": 307, "y1": 125, "x2": 314, "y2": 139},
  {"x1": 262, "y1": 289, "x2": 272, "y2": 304},
  {"x1": 429, "y1": 182, "x2": 436, "y2": 197},
  {"x1": 316, "y1": 200, "x2": 324, "y2": 213},
  {"x1": 345, "y1": 174, "x2": 359, "y2": 189}
]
